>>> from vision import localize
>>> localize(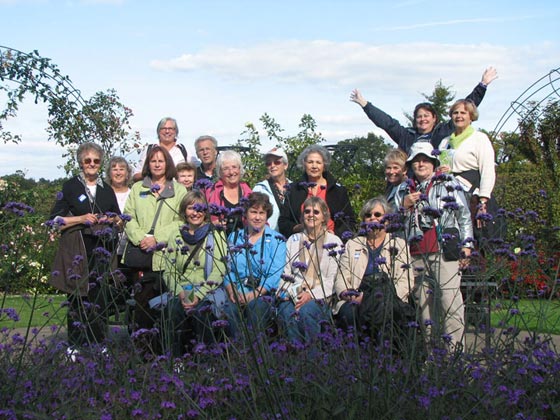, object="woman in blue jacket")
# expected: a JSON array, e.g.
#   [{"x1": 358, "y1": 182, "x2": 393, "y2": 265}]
[{"x1": 222, "y1": 192, "x2": 287, "y2": 340}]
